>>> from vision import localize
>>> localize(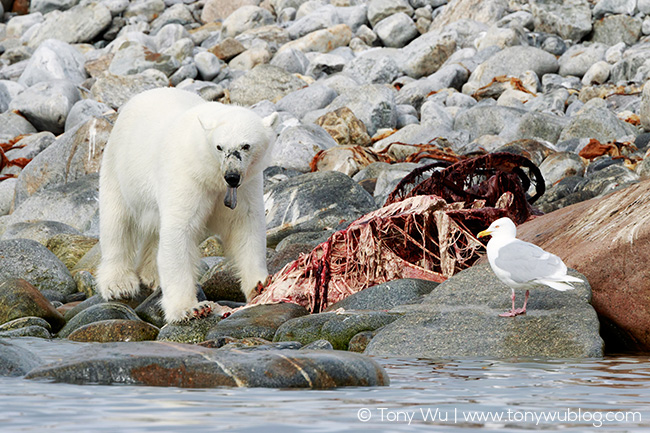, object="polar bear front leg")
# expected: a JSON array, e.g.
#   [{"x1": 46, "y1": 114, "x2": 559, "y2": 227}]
[{"x1": 157, "y1": 215, "x2": 214, "y2": 323}]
